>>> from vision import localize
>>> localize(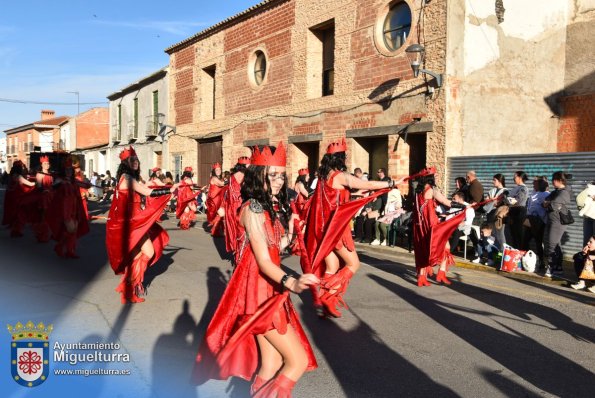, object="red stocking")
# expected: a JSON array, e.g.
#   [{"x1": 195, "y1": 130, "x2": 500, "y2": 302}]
[
  {"x1": 252, "y1": 374, "x2": 296, "y2": 398},
  {"x1": 250, "y1": 375, "x2": 271, "y2": 396}
]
